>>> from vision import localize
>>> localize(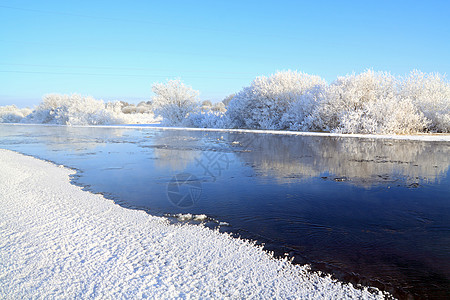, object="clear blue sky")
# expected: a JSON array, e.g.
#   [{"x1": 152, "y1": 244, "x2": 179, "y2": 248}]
[{"x1": 1, "y1": 0, "x2": 449, "y2": 107}]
